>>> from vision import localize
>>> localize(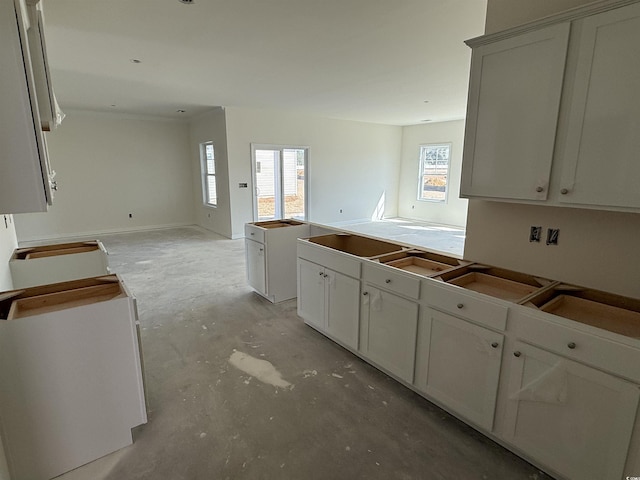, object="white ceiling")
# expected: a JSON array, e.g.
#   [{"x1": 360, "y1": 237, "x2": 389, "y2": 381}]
[{"x1": 43, "y1": 0, "x2": 487, "y2": 125}]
